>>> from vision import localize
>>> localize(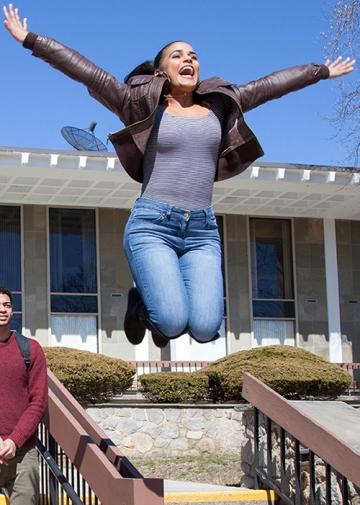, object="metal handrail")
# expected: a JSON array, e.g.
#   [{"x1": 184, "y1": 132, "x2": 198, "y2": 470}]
[
  {"x1": 40, "y1": 369, "x2": 164, "y2": 505},
  {"x1": 242, "y1": 372, "x2": 360, "y2": 504}
]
